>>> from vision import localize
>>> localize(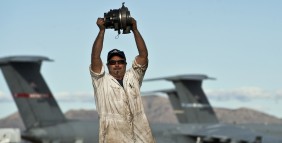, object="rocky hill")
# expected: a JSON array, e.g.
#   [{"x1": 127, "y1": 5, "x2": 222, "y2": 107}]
[
  {"x1": 214, "y1": 107, "x2": 282, "y2": 124},
  {"x1": 1, "y1": 95, "x2": 282, "y2": 130}
]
